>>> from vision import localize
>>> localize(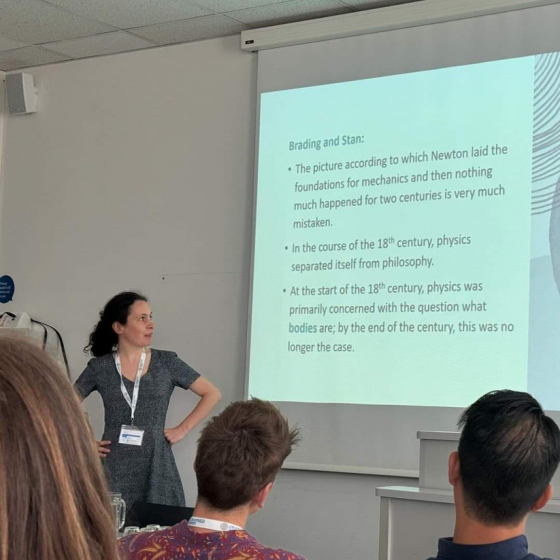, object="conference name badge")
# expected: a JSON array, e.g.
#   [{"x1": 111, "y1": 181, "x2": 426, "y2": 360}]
[{"x1": 119, "y1": 425, "x2": 144, "y2": 446}]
